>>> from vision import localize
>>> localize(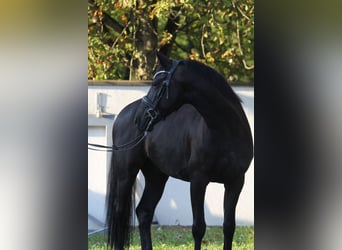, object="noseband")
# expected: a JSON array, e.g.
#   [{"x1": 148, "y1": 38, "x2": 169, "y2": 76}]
[{"x1": 139, "y1": 60, "x2": 180, "y2": 132}]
